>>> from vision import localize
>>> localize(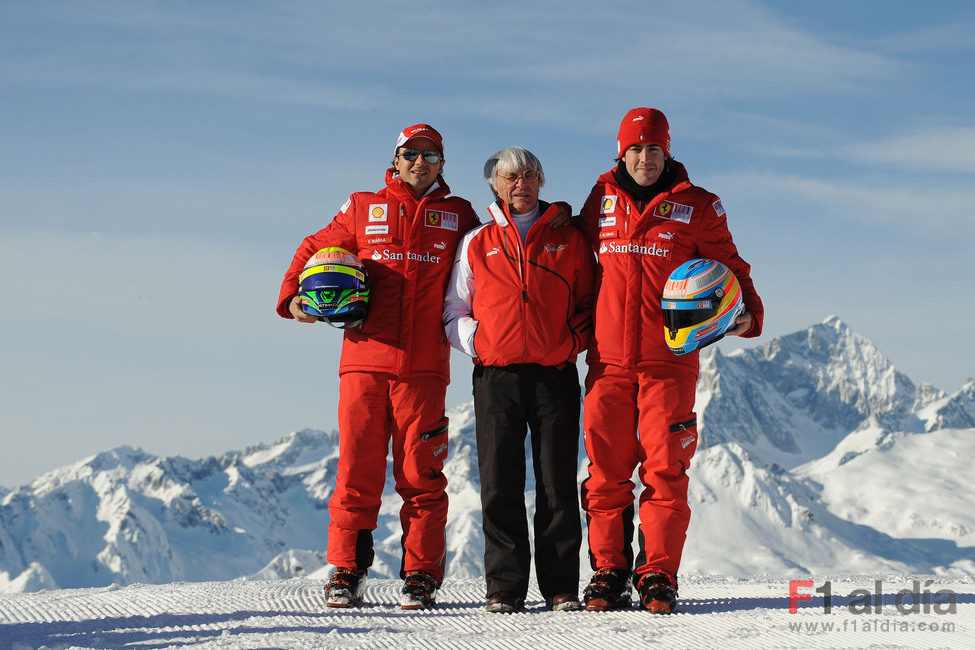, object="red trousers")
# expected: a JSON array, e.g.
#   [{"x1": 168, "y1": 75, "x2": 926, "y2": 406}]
[
  {"x1": 327, "y1": 371, "x2": 449, "y2": 581},
  {"x1": 581, "y1": 362, "x2": 698, "y2": 578}
]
